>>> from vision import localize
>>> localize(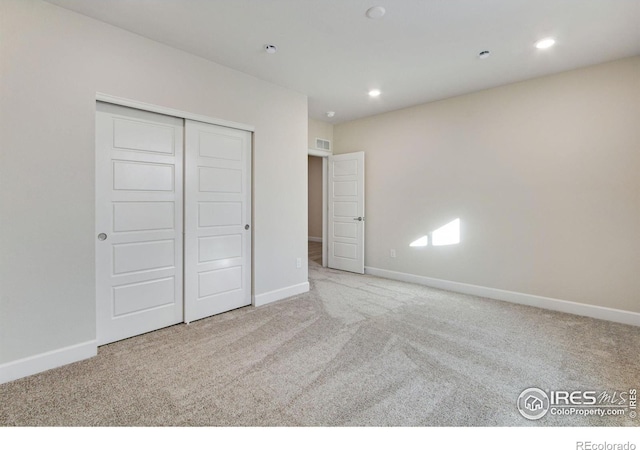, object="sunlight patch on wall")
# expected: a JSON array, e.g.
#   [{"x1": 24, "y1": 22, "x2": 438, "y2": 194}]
[
  {"x1": 409, "y1": 218, "x2": 461, "y2": 248},
  {"x1": 409, "y1": 236, "x2": 429, "y2": 247},
  {"x1": 432, "y1": 218, "x2": 460, "y2": 246}
]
